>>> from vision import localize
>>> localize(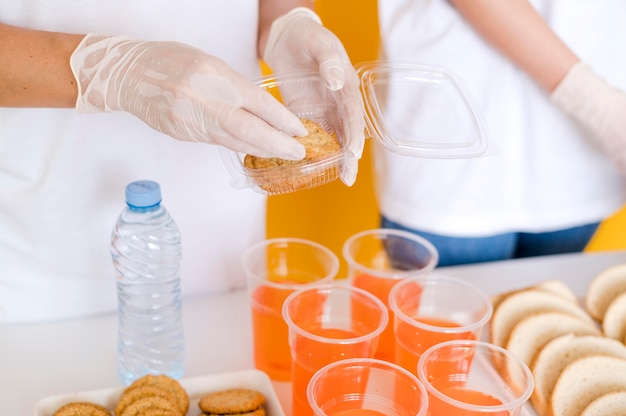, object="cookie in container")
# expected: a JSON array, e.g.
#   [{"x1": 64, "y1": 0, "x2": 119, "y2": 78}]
[
  {"x1": 219, "y1": 71, "x2": 349, "y2": 195},
  {"x1": 220, "y1": 62, "x2": 492, "y2": 195}
]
